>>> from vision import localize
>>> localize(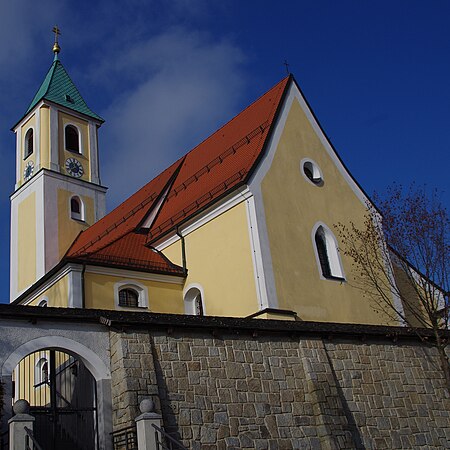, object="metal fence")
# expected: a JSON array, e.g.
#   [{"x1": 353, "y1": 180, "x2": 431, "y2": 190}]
[{"x1": 111, "y1": 425, "x2": 138, "y2": 450}]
